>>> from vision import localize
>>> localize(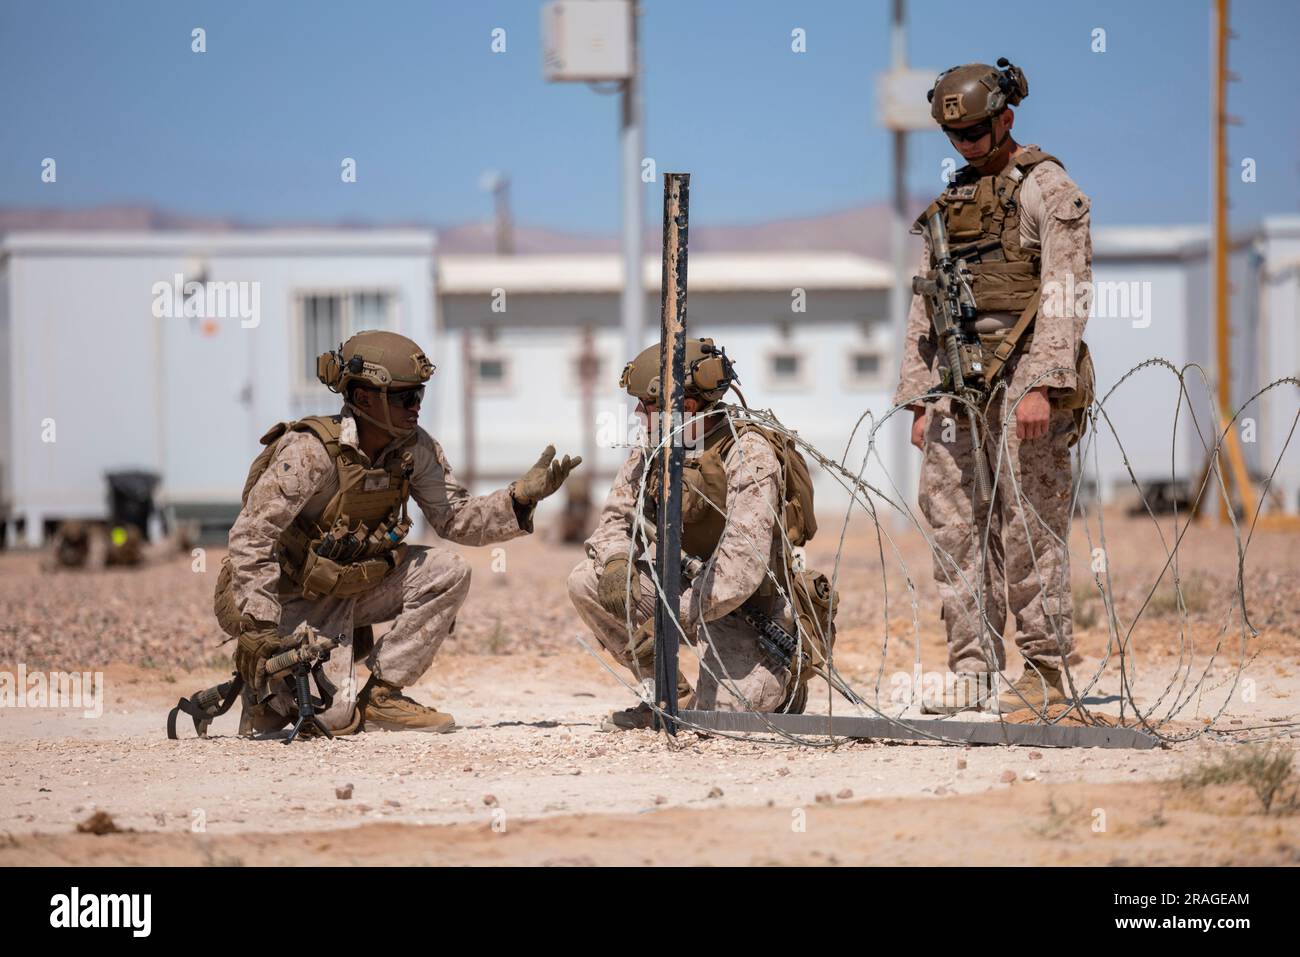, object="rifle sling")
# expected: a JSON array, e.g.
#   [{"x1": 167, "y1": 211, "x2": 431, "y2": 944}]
[
  {"x1": 982, "y1": 285, "x2": 1040, "y2": 387},
  {"x1": 167, "y1": 674, "x2": 245, "y2": 739}
]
